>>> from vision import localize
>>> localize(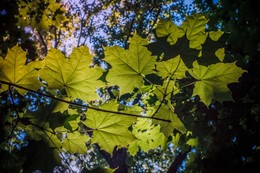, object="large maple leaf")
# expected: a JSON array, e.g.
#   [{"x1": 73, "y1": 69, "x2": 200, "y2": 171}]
[
  {"x1": 0, "y1": 45, "x2": 42, "y2": 94},
  {"x1": 83, "y1": 102, "x2": 136, "y2": 155},
  {"x1": 40, "y1": 46, "x2": 104, "y2": 101},
  {"x1": 104, "y1": 34, "x2": 157, "y2": 95},
  {"x1": 188, "y1": 61, "x2": 247, "y2": 106}
]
